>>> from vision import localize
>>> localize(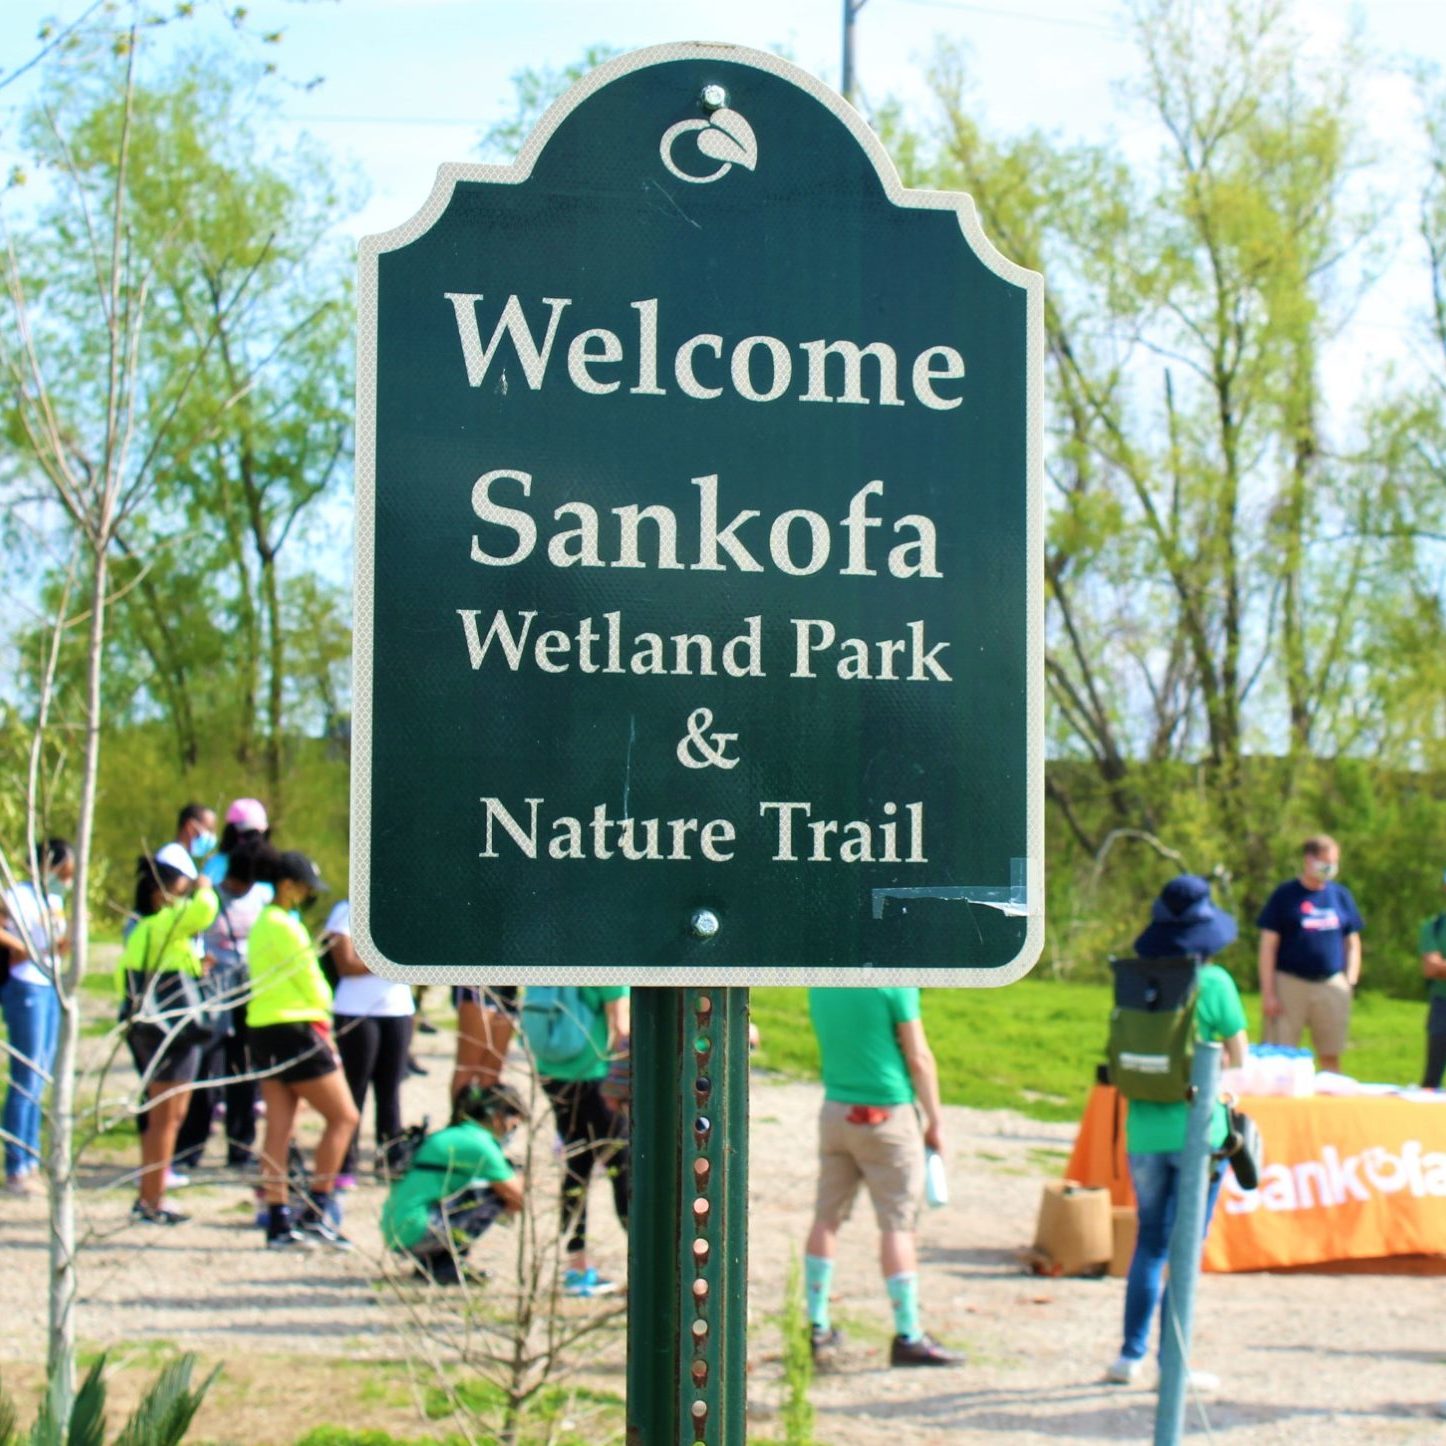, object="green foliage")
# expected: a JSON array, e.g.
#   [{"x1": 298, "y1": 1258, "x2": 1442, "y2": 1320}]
[
  {"x1": 76, "y1": 724, "x2": 351, "y2": 933},
  {"x1": 0, "y1": 1354, "x2": 216, "y2": 1446},
  {"x1": 778, "y1": 1256, "x2": 816, "y2": 1446},
  {"x1": 4, "y1": 39, "x2": 360, "y2": 814},
  {"x1": 753, "y1": 979, "x2": 1426, "y2": 1122},
  {"x1": 419, "y1": 1377, "x2": 622, "y2": 1442},
  {"x1": 292, "y1": 1431, "x2": 438, "y2": 1446},
  {"x1": 1043, "y1": 756, "x2": 1446, "y2": 1000}
]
